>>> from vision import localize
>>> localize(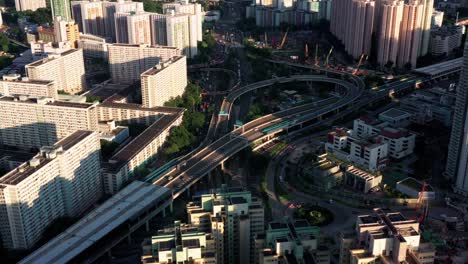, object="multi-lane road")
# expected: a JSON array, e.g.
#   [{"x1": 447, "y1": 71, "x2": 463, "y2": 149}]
[{"x1": 152, "y1": 73, "x2": 365, "y2": 197}]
